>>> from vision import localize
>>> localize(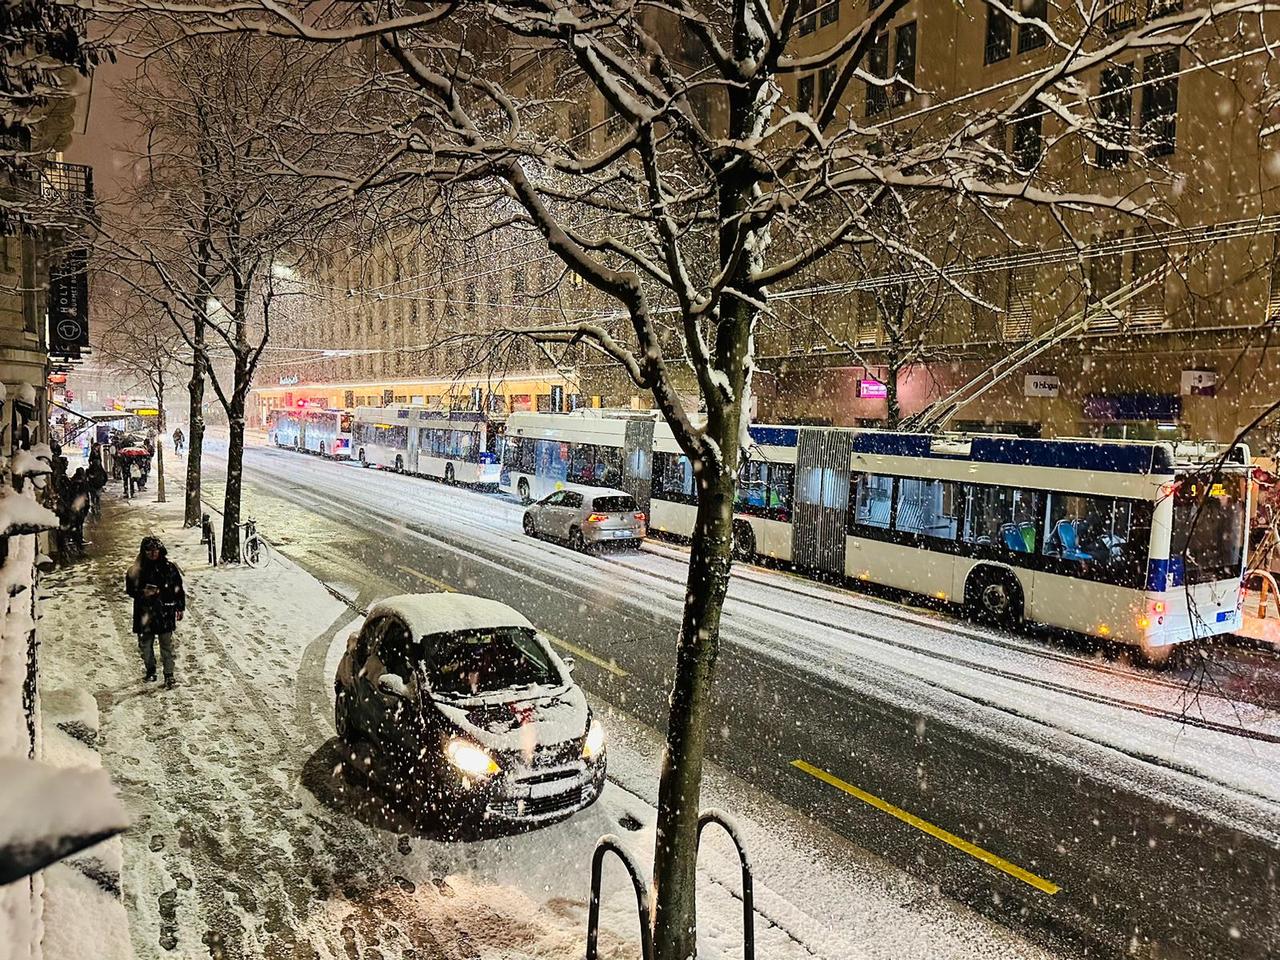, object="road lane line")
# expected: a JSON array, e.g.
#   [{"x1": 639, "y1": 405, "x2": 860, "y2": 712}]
[
  {"x1": 790, "y1": 758, "x2": 1060, "y2": 895},
  {"x1": 541, "y1": 630, "x2": 628, "y2": 678},
  {"x1": 394, "y1": 563, "x2": 456, "y2": 593}
]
